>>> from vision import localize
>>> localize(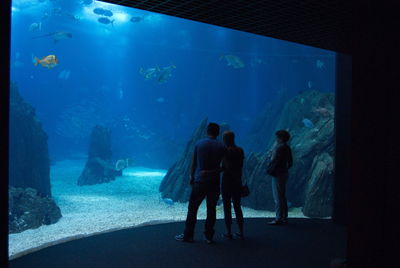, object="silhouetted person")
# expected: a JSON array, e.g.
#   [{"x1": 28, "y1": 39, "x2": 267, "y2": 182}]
[
  {"x1": 267, "y1": 130, "x2": 293, "y2": 225},
  {"x1": 175, "y1": 123, "x2": 226, "y2": 244},
  {"x1": 201, "y1": 131, "x2": 245, "y2": 239},
  {"x1": 221, "y1": 131, "x2": 245, "y2": 239}
]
